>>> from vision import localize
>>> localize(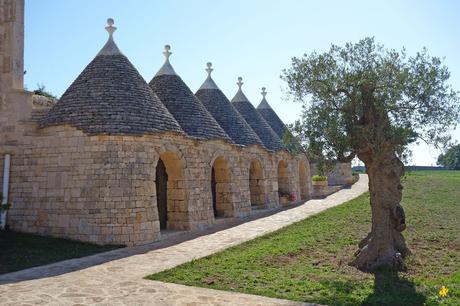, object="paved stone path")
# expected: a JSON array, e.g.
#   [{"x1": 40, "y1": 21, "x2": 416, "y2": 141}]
[{"x1": 0, "y1": 175, "x2": 368, "y2": 306}]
